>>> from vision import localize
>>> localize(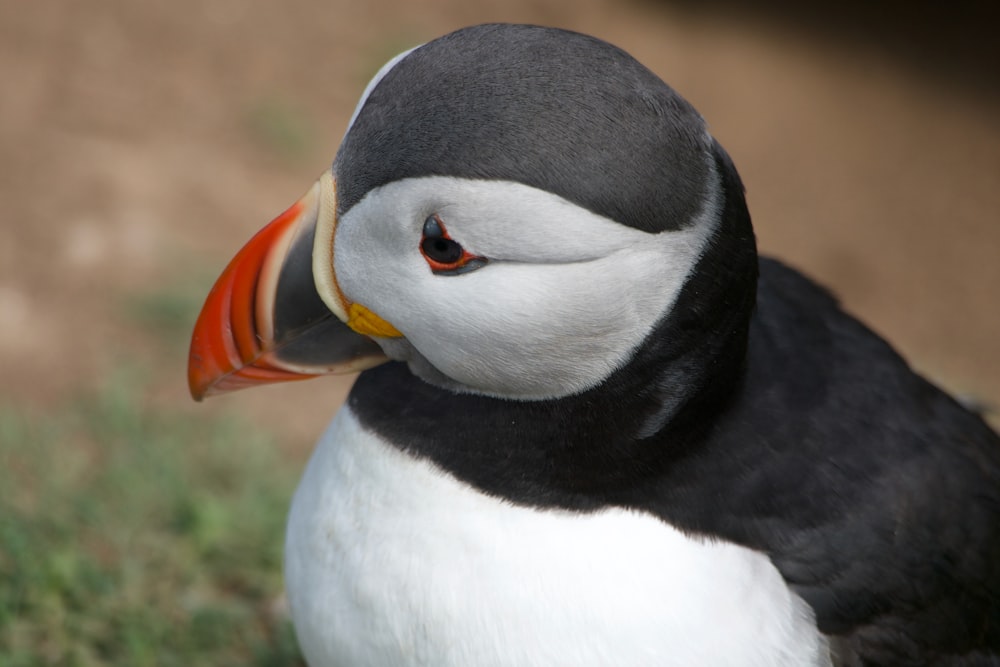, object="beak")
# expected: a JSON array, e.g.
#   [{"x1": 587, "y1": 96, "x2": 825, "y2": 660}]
[{"x1": 188, "y1": 169, "x2": 387, "y2": 401}]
